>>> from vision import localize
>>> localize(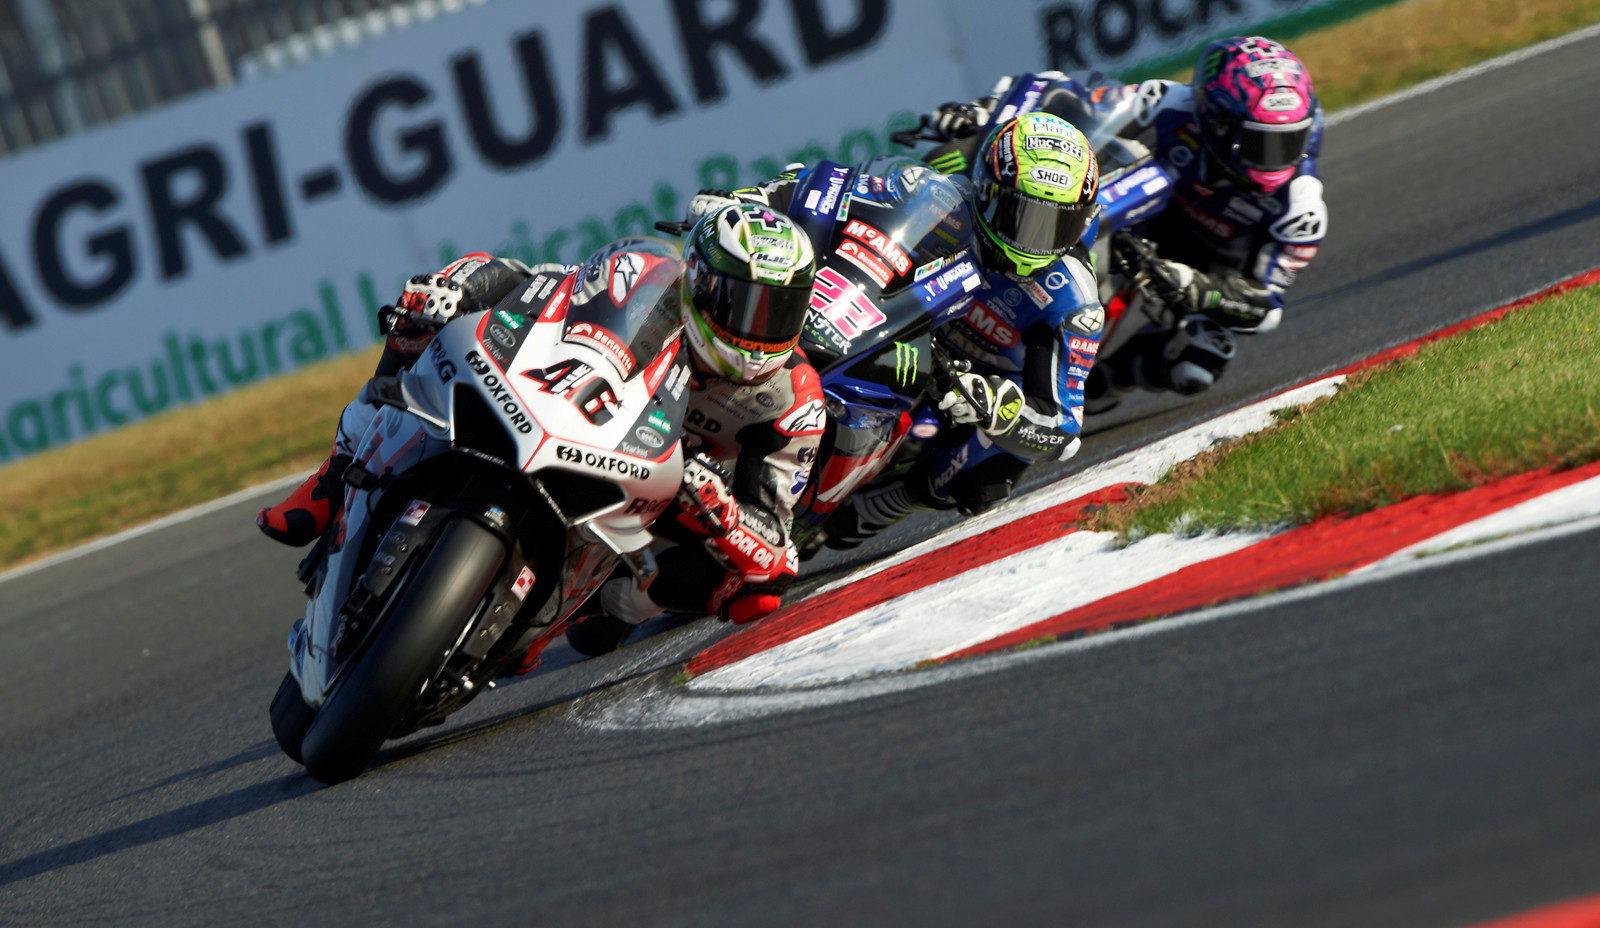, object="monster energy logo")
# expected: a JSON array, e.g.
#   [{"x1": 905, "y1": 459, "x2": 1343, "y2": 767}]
[
  {"x1": 893, "y1": 342, "x2": 919, "y2": 388},
  {"x1": 929, "y1": 151, "x2": 967, "y2": 176}
]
